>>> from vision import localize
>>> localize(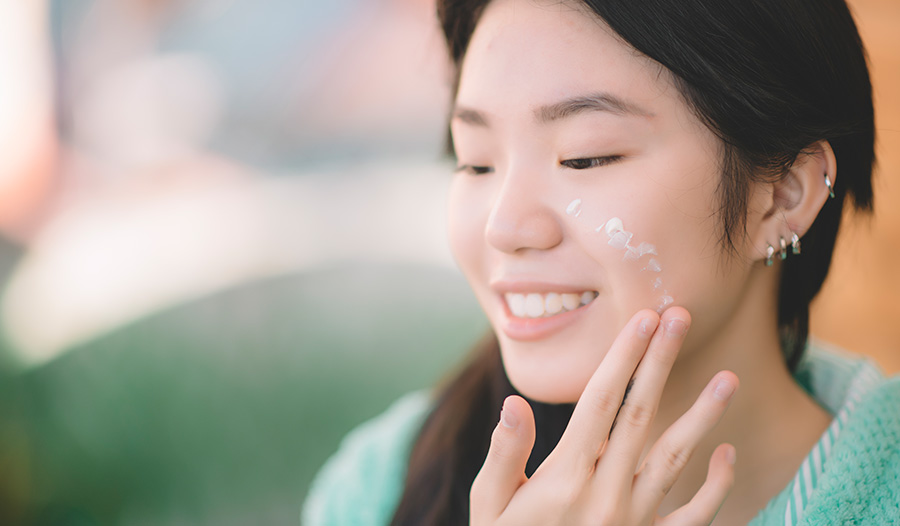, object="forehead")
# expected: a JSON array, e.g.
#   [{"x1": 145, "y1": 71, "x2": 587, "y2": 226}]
[{"x1": 456, "y1": 0, "x2": 675, "y2": 118}]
